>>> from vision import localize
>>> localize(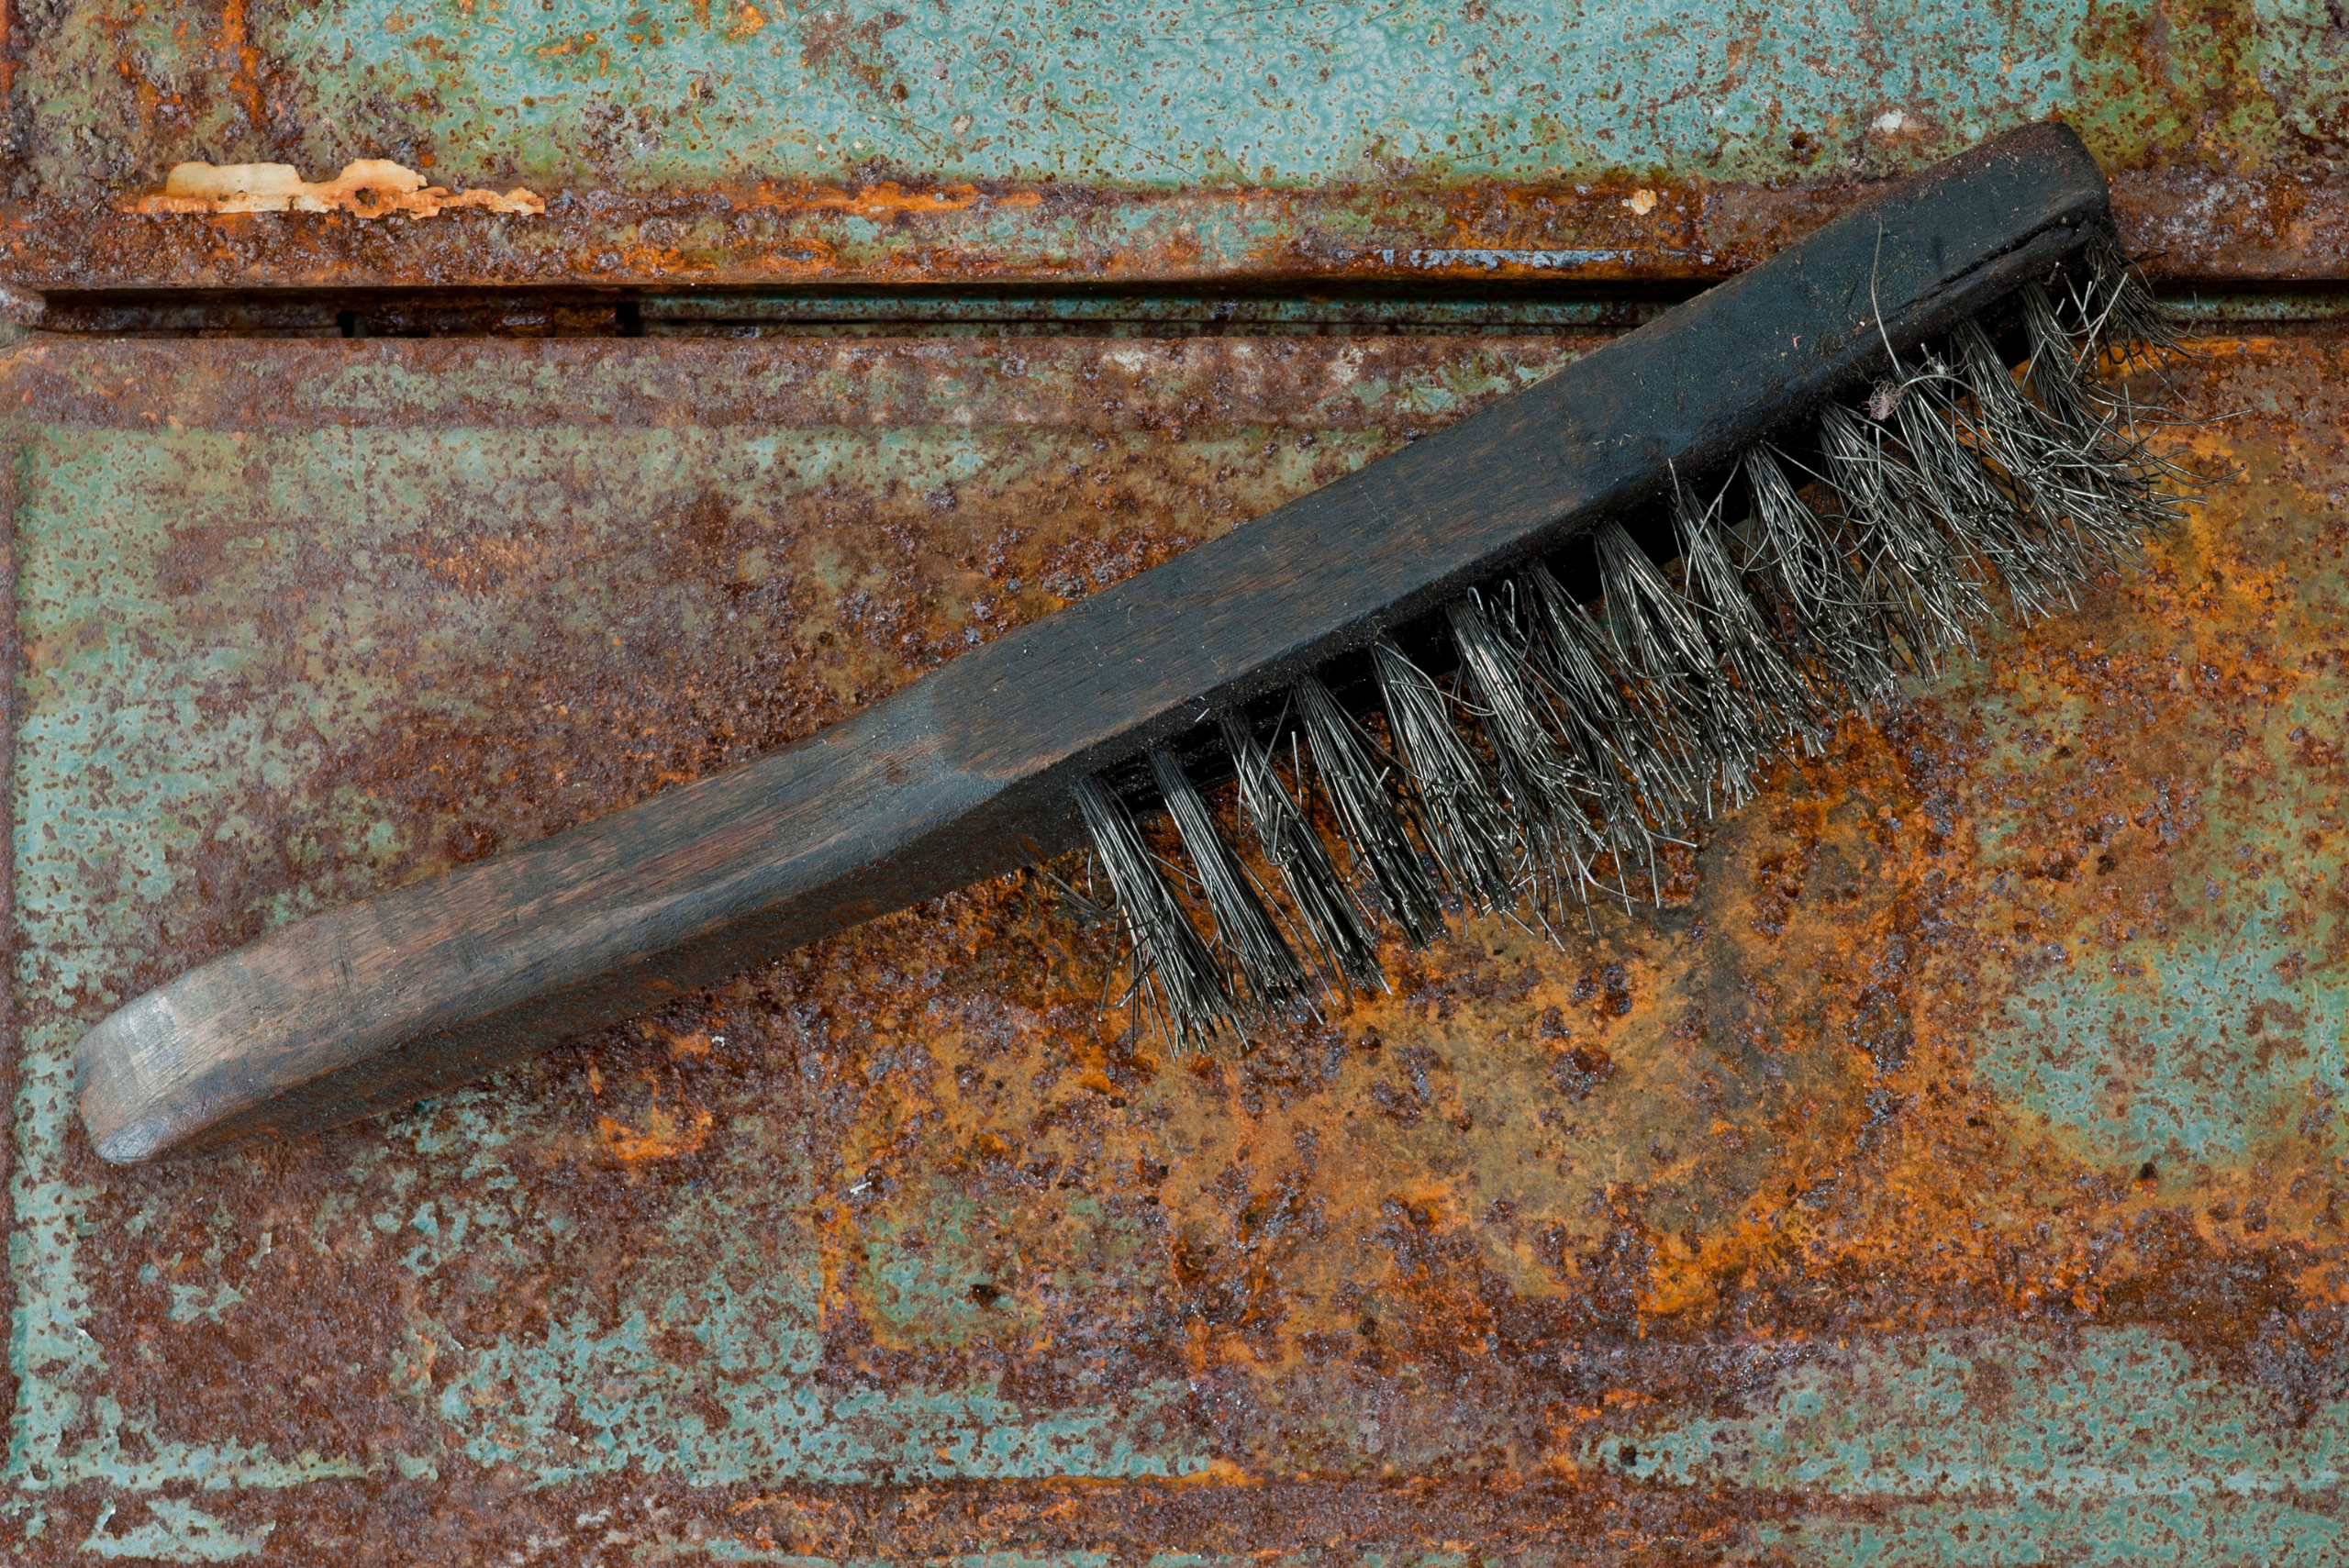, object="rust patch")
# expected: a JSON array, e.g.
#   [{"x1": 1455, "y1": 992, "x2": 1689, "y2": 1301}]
[{"x1": 598, "y1": 1104, "x2": 717, "y2": 1163}]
